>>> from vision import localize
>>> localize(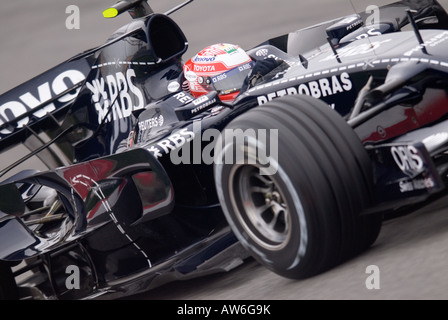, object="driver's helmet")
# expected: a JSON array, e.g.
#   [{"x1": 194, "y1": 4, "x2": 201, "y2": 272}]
[{"x1": 183, "y1": 43, "x2": 253, "y2": 102}]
